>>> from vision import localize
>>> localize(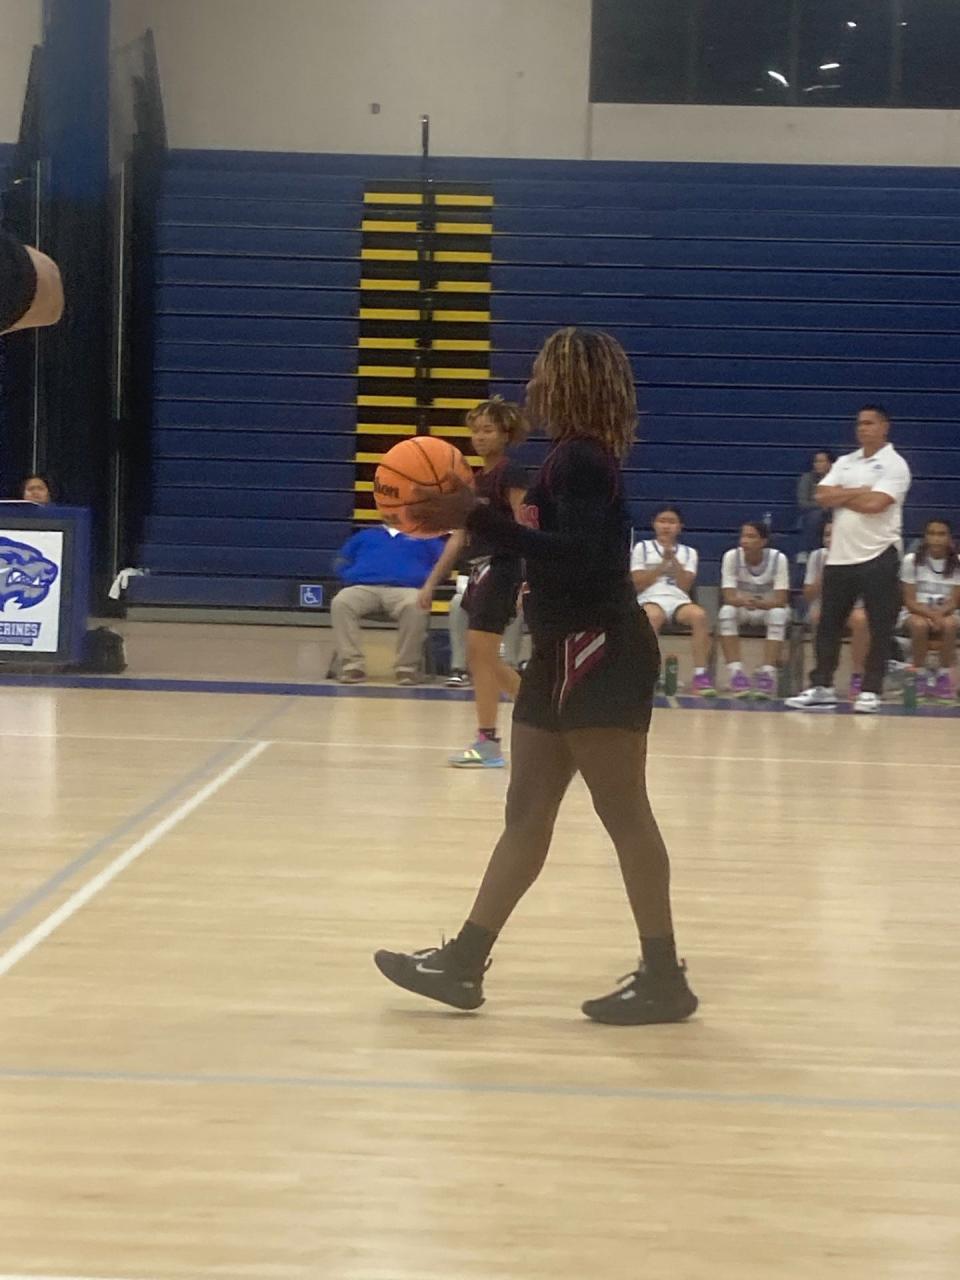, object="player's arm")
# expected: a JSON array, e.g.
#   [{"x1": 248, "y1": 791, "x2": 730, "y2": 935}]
[
  {"x1": 902, "y1": 582, "x2": 936, "y2": 621},
  {"x1": 760, "y1": 589, "x2": 790, "y2": 611},
  {"x1": 672, "y1": 556, "x2": 696, "y2": 594},
  {"x1": 631, "y1": 561, "x2": 664, "y2": 592},
  {"x1": 465, "y1": 446, "x2": 617, "y2": 565},
  {"x1": 0, "y1": 236, "x2": 64, "y2": 334},
  {"x1": 507, "y1": 487, "x2": 526, "y2": 522},
  {"x1": 803, "y1": 574, "x2": 821, "y2": 605},
  {"x1": 418, "y1": 529, "x2": 466, "y2": 609}
]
